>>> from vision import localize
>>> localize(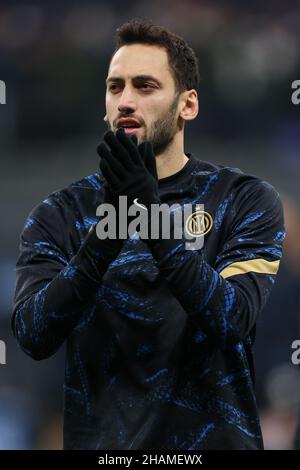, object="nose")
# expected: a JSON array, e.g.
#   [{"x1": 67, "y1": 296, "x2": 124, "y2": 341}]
[{"x1": 118, "y1": 85, "x2": 137, "y2": 114}]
